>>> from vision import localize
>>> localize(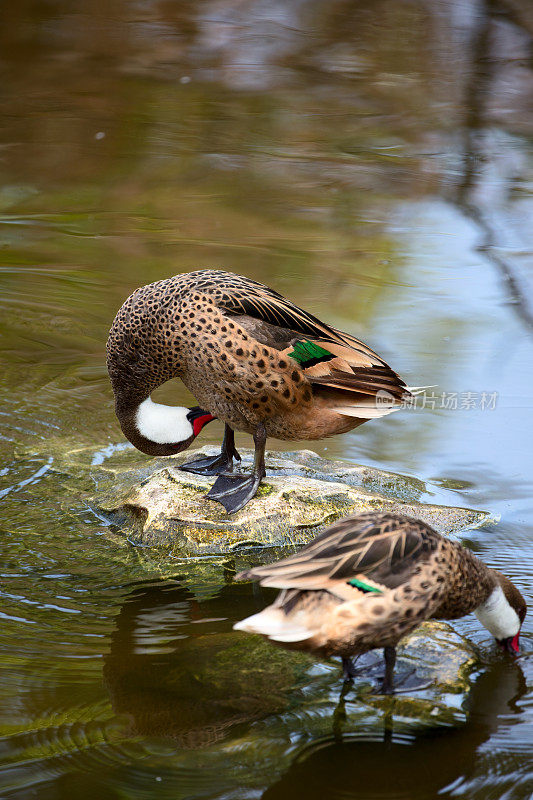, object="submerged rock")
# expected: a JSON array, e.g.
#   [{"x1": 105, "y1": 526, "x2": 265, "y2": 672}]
[{"x1": 89, "y1": 445, "x2": 494, "y2": 556}]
